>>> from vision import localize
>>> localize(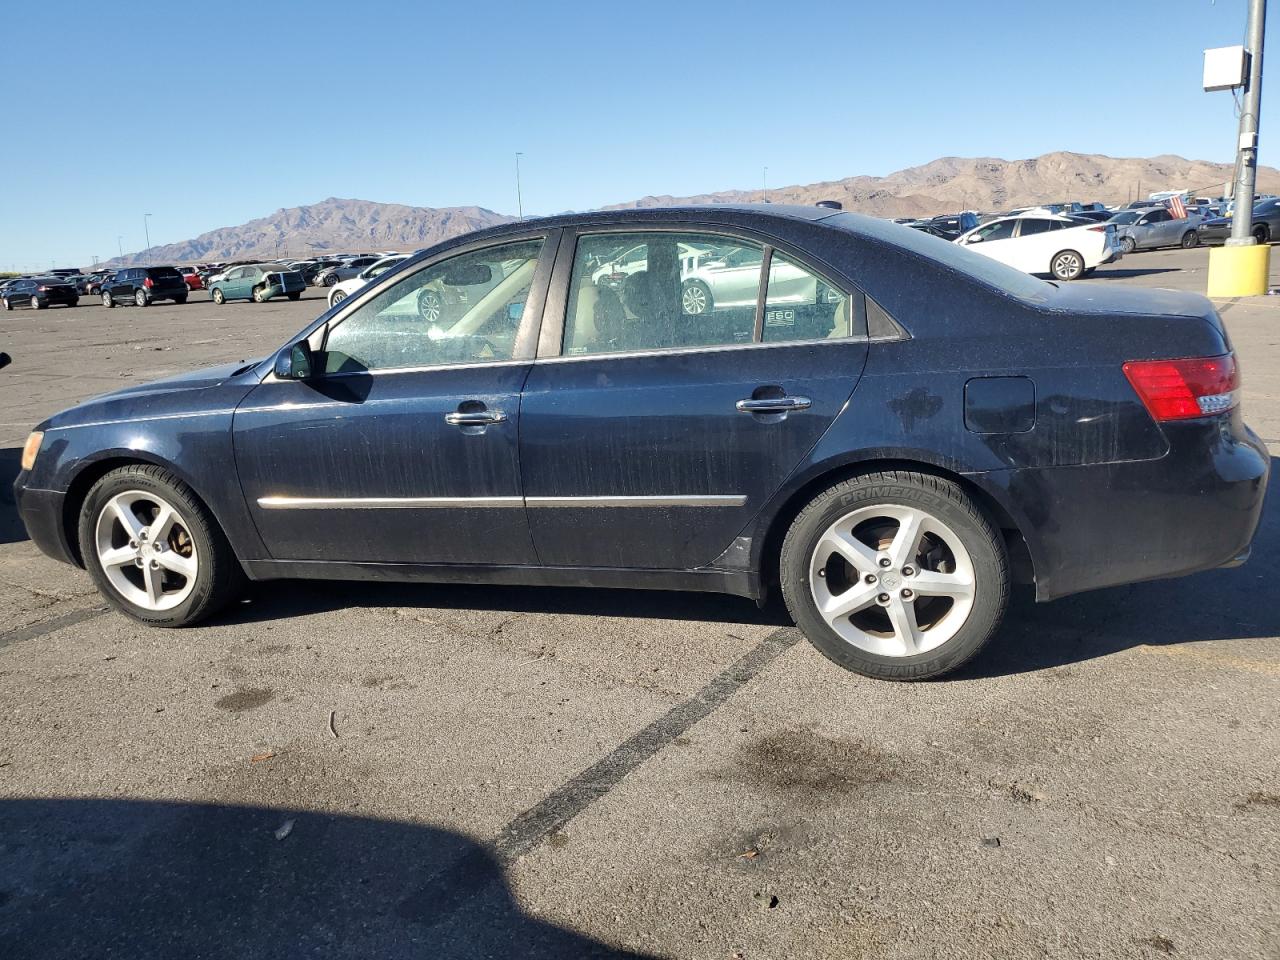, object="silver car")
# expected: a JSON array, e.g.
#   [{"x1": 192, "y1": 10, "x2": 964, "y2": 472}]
[{"x1": 1109, "y1": 207, "x2": 1204, "y2": 253}]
